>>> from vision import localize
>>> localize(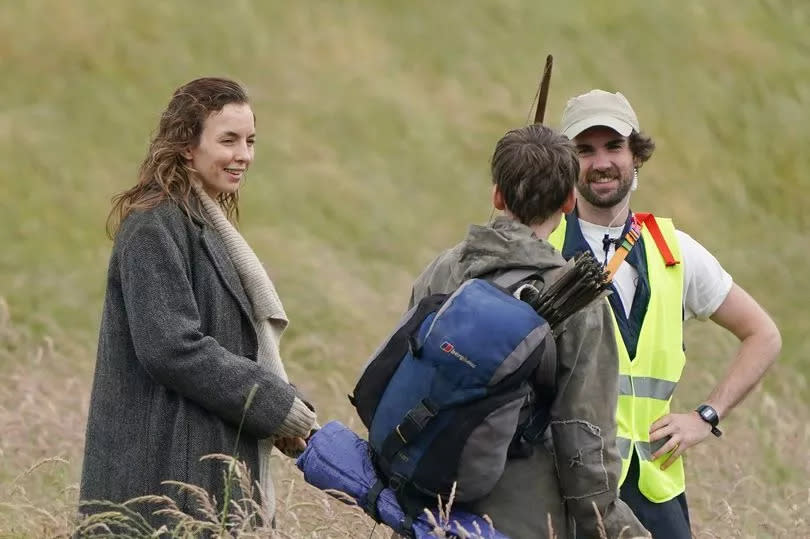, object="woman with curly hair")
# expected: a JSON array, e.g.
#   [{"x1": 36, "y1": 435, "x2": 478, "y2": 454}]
[{"x1": 80, "y1": 77, "x2": 316, "y2": 528}]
